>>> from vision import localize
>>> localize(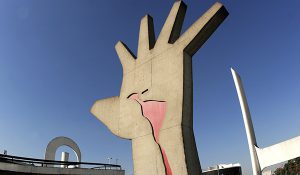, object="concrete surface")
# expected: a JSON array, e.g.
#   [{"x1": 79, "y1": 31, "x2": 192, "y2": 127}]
[
  {"x1": 61, "y1": 152, "x2": 69, "y2": 168},
  {"x1": 45, "y1": 137, "x2": 81, "y2": 167},
  {"x1": 91, "y1": 1, "x2": 228, "y2": 175},
  {"x1": 231, "y1": 68, "x2": 300, "y2": 174}
]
